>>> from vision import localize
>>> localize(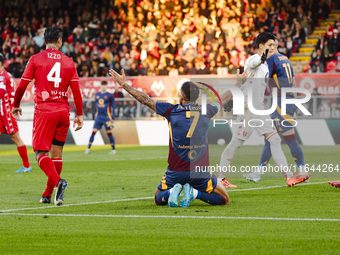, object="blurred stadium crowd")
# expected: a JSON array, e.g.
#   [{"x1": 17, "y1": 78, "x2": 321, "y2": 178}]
[{"x1": 0, "y1": 0, "x2": 339, "y2": 79}]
